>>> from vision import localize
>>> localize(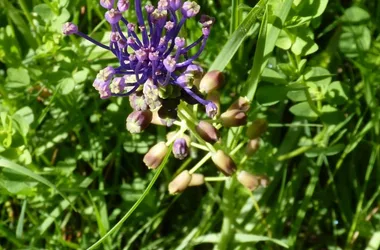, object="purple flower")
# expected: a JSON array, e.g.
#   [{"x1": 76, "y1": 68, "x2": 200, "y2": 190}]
[
  {"x1": 172, "y1": 138, "x2": 189, "y2": 160},
  {"x1": 100, "y1": 0, "x2": 114, "y2": 9},
  {"x1": 63, "y1": 0, "x2": 216, "y2": 121}
]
